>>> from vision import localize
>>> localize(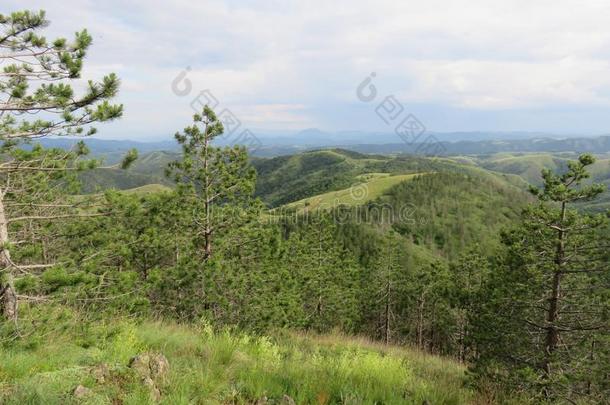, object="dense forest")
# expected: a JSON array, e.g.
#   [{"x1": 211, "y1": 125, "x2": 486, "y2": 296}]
[{"x1": 0, "y1": 9, "x2": 608, "y2": 404}]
